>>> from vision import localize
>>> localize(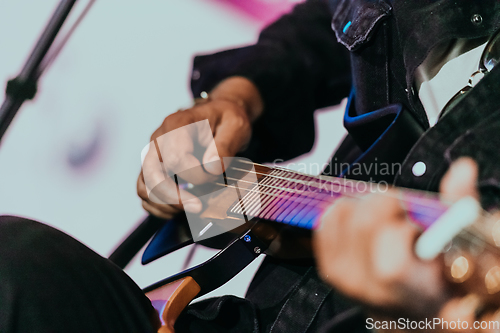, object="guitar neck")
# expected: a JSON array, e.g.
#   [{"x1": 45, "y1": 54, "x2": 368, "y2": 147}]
[{"x1": 228, "y1": 165, "x2": 450, "y2": 231}]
